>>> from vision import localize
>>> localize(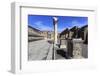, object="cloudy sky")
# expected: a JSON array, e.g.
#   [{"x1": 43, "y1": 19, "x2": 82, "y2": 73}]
[{"x1": 28, "y1": 15, "x2": 88, "y2": 33}]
